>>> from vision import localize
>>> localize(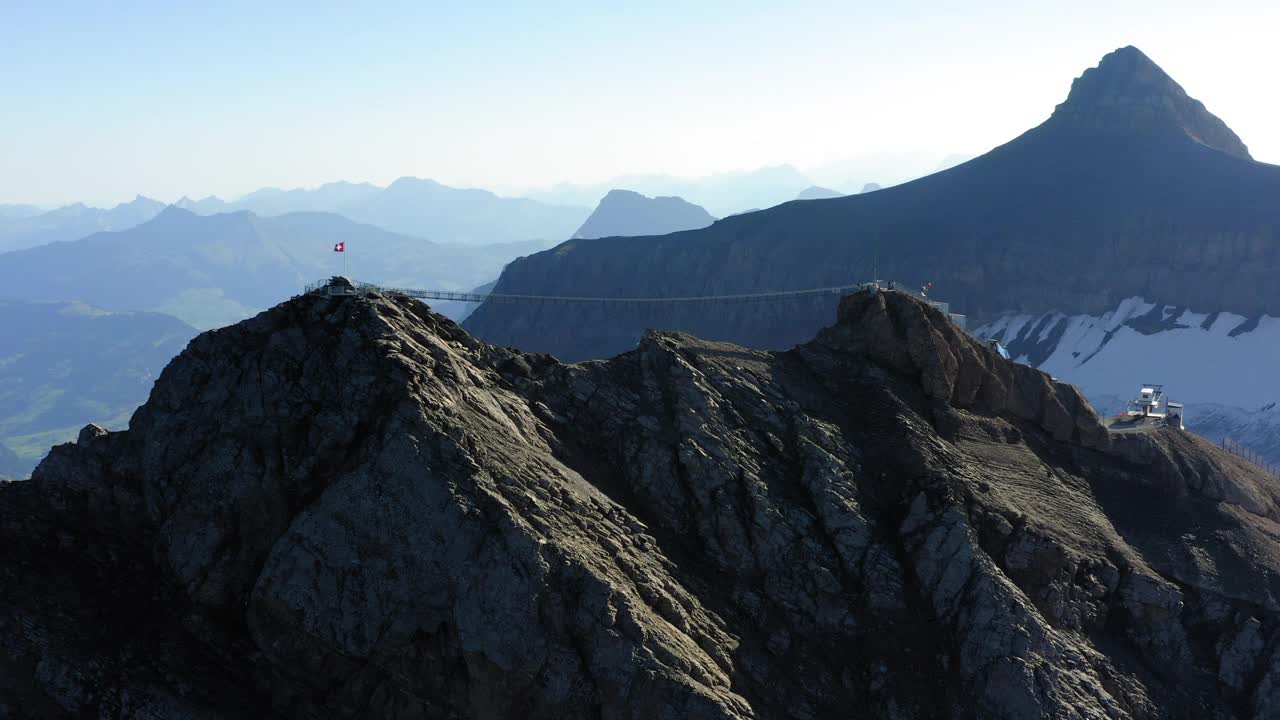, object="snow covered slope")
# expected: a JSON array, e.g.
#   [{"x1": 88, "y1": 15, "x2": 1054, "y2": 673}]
[{"x1": 977, "y1": 297, "x2": 1280, "y2": 465}]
